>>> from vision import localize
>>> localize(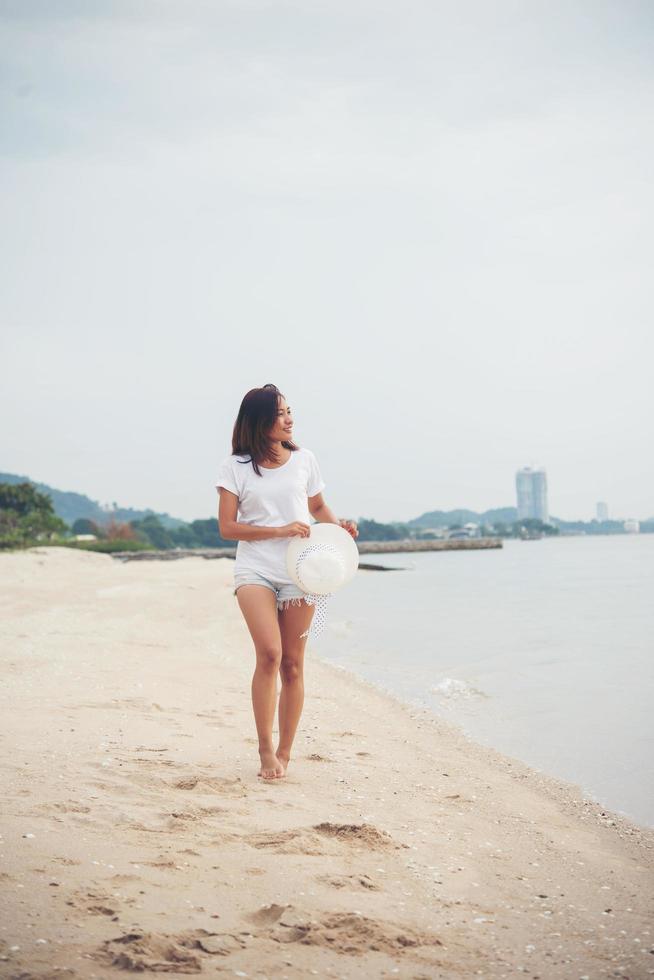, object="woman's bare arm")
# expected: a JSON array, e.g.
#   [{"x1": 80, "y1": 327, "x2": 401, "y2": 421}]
[
  {"x1": 308, "y1": 493, "x2": 358, "y2": 538},
  {"x1": 217, "y1": 488, "x2": 309, "y2": 541}
]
